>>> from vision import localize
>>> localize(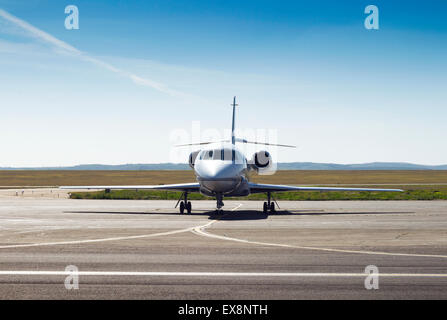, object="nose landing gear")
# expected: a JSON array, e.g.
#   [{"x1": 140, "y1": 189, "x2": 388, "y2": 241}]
[{"x1": 215, "y1": 193, "x2": 224, "y2": 214}]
